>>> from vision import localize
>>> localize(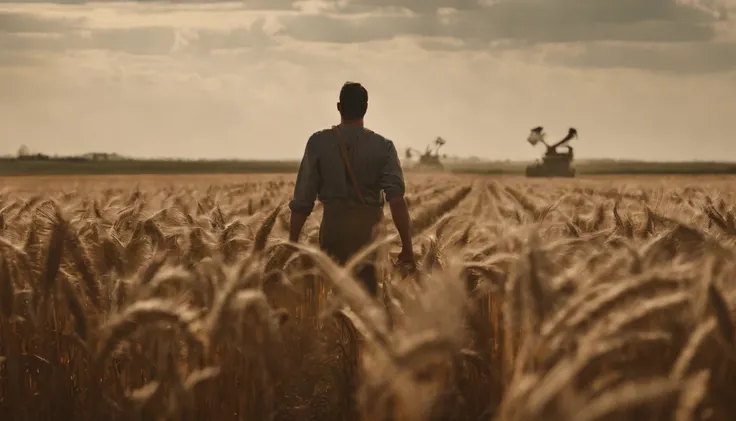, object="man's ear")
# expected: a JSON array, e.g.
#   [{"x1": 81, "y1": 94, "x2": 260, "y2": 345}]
[{"x1": 336, "y1": 102, "x2": 341, "y2": 112}]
